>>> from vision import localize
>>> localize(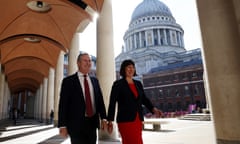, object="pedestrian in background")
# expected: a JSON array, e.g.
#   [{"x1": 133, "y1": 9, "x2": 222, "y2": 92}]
[{"x1": 50, "y1": 110, "x2": 54, "y2": 124}]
